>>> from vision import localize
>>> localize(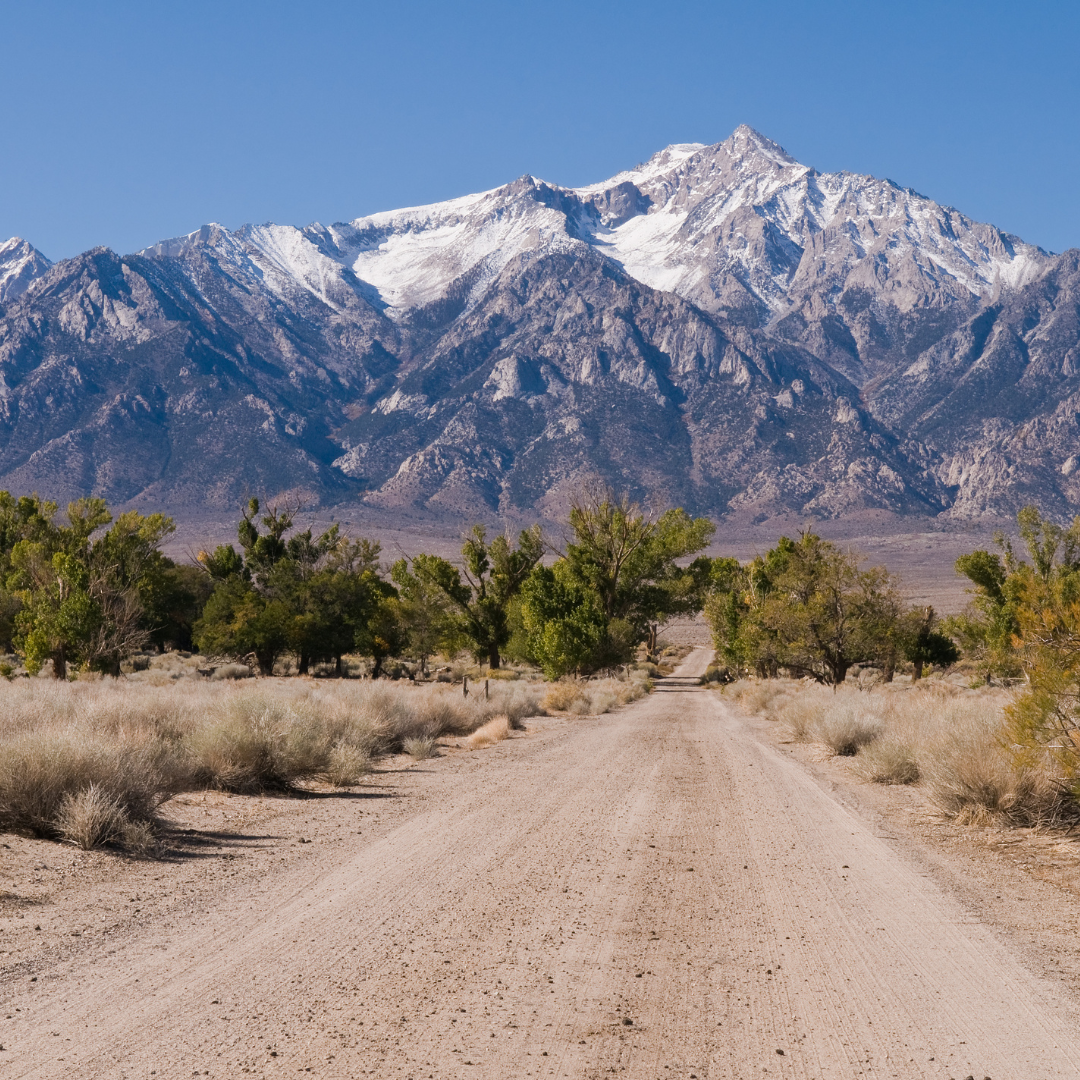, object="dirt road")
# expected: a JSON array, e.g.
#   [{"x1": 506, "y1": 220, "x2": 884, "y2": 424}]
[{"x1": 5, "y1": 648, "x2": 1080, "y2": 1079}]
